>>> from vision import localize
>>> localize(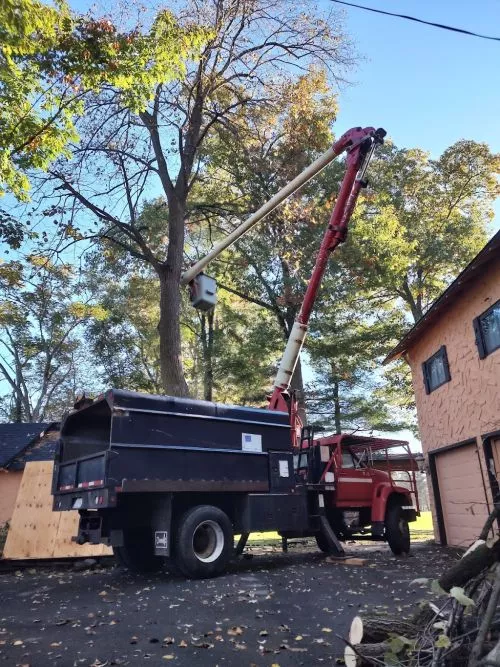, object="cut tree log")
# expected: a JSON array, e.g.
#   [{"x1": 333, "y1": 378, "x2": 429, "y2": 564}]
[
  {"x1": 481, "y1": 637, "x2": 500, "y2": 665},
  {"x1": 348, "y1": 615, "x2": 420, "y2": 644},
  {"x1": 344, "y1": 506, "x2": 500, "y2": 666},
  {"x1": 438, "y1": 537, "x2": 500, "y2": 592},
  {"x1": 344, "y1": 642, "x2": 389, "y2": 667},
  {"x1": 349, "y1": 616, "x2": 364, "y2": 645}
]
